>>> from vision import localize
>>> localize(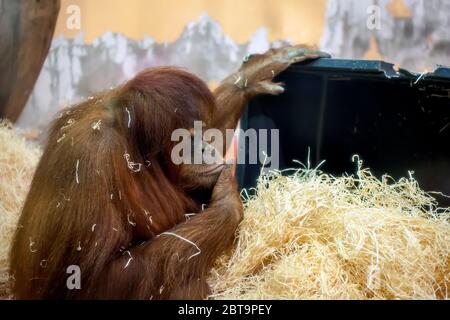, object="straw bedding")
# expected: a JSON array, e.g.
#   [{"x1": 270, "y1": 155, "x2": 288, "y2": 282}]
[
  {"x1": 0, "y1": 123, "x2": 448, "y2": 299},
  {"x1": 209, "y1": 160, "x2": 449, "y2": 299},
  {"x1": 0, "y1": 122, "x2": 41, "y2": 297}
]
